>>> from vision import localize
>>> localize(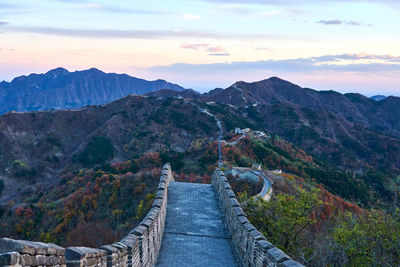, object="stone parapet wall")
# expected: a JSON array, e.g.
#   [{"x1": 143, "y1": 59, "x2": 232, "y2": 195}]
[
  {"x1": 212, "y1": 169, "x2": 304, "y2": 267},
  {"x1": 0, "y1": 164, "x2": 174, "y2": 267},
  {"x1": 0, "y1": 238, "x2": 66, "y2": 267}
]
